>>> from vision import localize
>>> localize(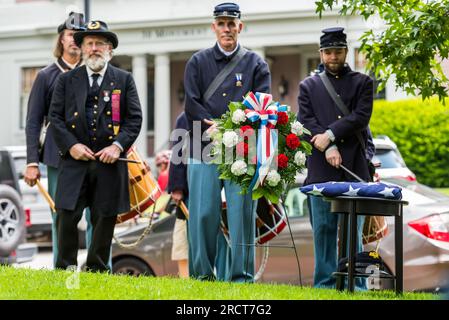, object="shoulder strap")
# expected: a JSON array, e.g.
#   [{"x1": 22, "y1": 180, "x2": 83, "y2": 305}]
[
  {"x1": 203, "y1": 47, "x2": 248, "y2": 103},
  {"x1": 319, "y1": 71, "x2": 366, "y2": 150}
]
